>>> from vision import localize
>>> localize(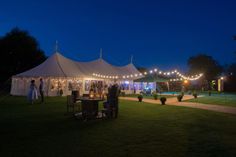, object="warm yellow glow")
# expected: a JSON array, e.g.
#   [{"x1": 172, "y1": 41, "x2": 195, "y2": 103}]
[
  {"x1": 91, "y1": 68, "x2": 204, "y2": 81},
  {"x1": 184, "y1": 80, "x2": 188, "y2": 84},
  {"x1": 89, "y1": 94, "x2": 94, "y2": 99}
]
